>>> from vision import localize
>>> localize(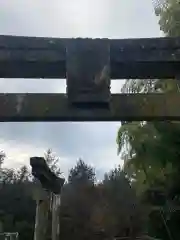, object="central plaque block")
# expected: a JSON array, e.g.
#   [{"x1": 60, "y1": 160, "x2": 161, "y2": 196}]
[{"x1": 66, "y1": 39, "x2": 110, "y2": 108}]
